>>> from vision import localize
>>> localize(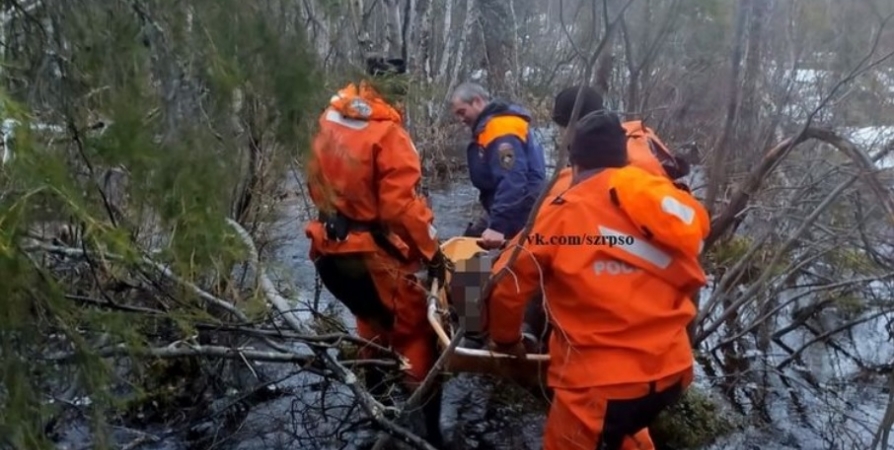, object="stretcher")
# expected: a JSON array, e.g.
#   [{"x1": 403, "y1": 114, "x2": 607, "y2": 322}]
[{"x1": 426, "y1": 237, "x2": 550, "y2": 387}]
